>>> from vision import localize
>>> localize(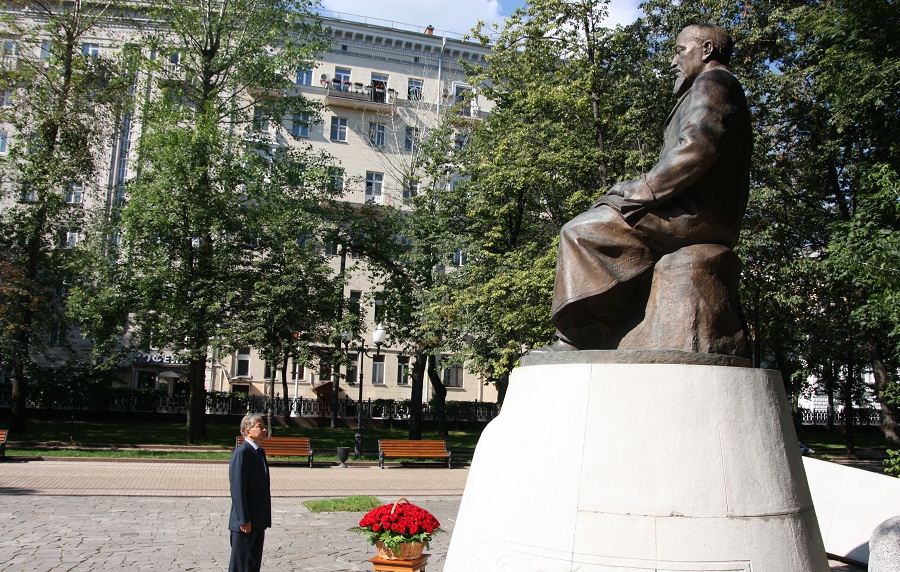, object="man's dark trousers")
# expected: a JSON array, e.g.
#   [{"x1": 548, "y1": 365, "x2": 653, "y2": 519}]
[{"x1": 229, "y1": 528, "x2": 265, "y2": 572}]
